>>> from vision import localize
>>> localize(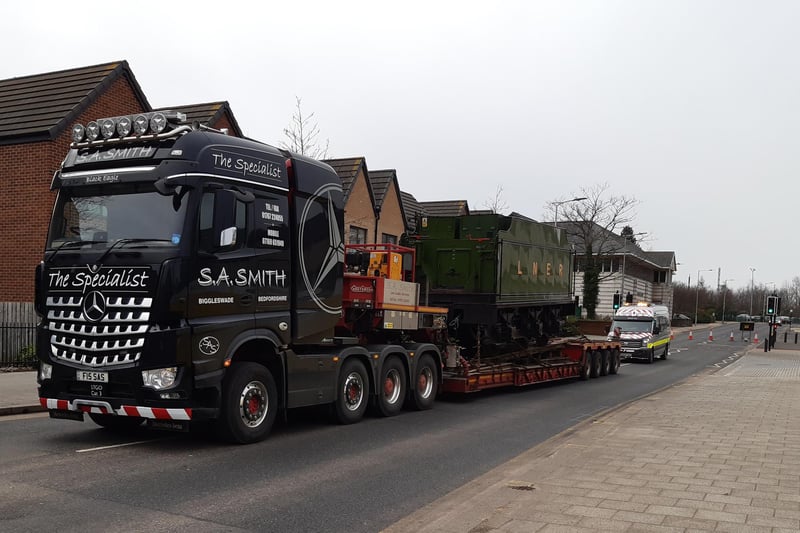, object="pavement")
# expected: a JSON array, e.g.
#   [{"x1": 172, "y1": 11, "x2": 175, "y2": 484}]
[
  {"x1": 383, "y1": 327, "x2": 800, "y2": 532},
  {"x1": 4, "y1": 324, "x2": 800, "y2": 532},
  {"x1": 0, "y1": 369, "x2": 42, "y2": 416}
]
